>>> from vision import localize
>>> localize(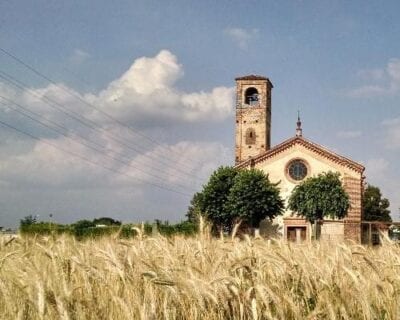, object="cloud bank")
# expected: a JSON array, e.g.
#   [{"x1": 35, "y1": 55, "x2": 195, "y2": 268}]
[
  {"x1": 89, "y1": 50, "x2": 234, "y2": 124},
  {"x1": 0, "y1": 50, "x2": 234, "y2": 194}
]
